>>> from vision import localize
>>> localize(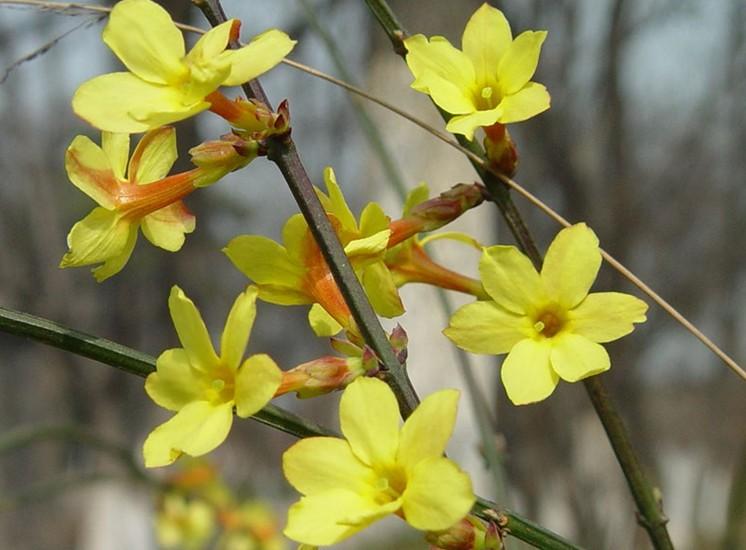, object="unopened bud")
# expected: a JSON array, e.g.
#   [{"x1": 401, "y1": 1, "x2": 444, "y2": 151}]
[
  {"x1": 426, "y1": 517, "x2": 480, "y2": 550},
  {"x1": 206, "y1": 91, "x2": 290, "y2": 139},
  {"x1": 388, "y1": 183, "x2": 485, "y2": 246},
  {"x1": 483, "y1": 123, "x2": 518, "y2": 177},
  {"x1": 389, "y1": 324, "x2": 408, "y2": 364},
  {"x1": 189, "y1": 133, "x2": 257, "y2": 187},
  {"x1": 275, "y1": 356, "x2": 367, "y2": 399}
]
